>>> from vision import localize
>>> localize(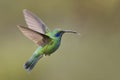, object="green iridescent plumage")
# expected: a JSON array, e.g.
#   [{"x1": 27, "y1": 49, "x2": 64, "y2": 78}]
[{"x1": 17, "y1": 9, "x2": 79, "y2": 71}]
